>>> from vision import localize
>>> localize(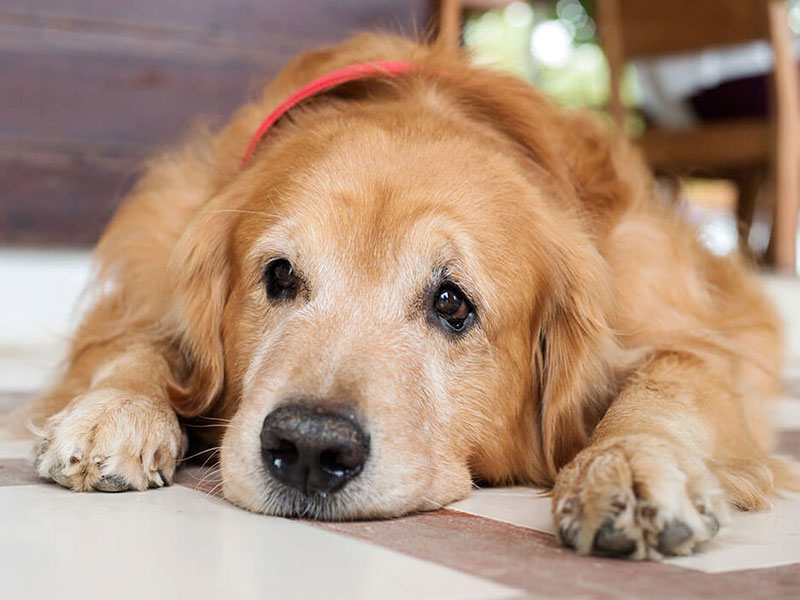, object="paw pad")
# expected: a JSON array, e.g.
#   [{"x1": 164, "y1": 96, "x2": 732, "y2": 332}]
[
  {"x1": 593, "y1": 520, "x2": 637, "y2": 557},
  {"x1": 95, "y1": 473, "x2": 131, "y2": 492},
  {"x1": 656, "y1": 519, "x2": 693, "y2": 555}
]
